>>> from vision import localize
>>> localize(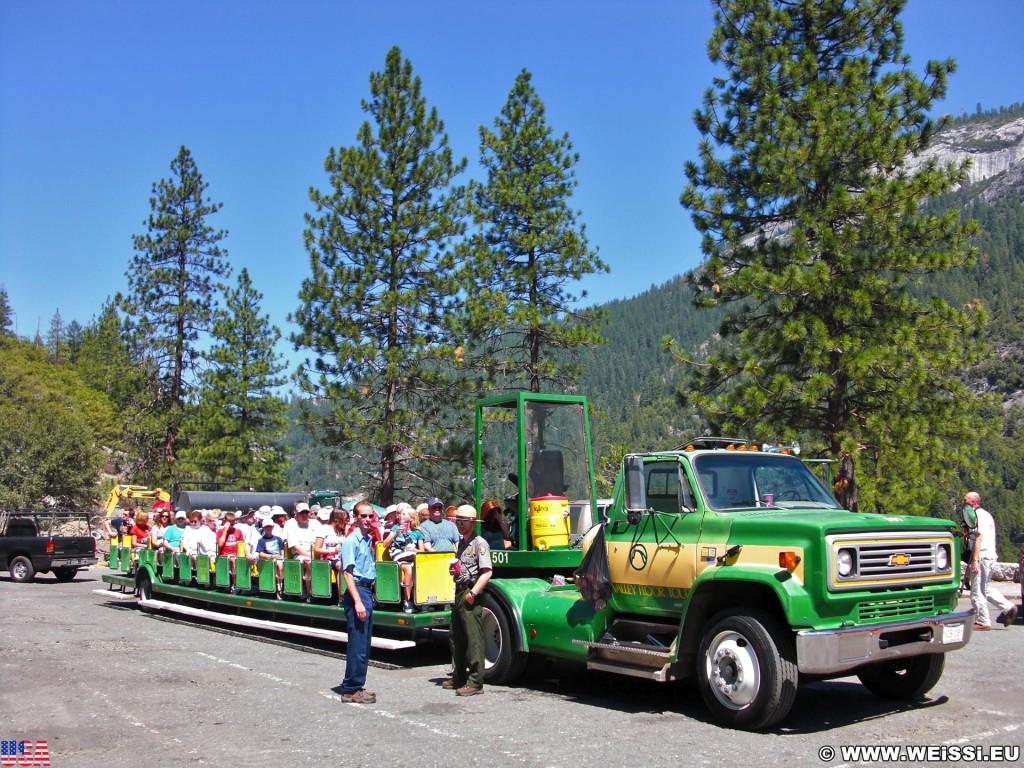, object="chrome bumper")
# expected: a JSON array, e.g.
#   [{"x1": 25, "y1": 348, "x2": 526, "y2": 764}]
[{"x1": 796, "y1": 609, "x2": 974, "y2": 675}]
